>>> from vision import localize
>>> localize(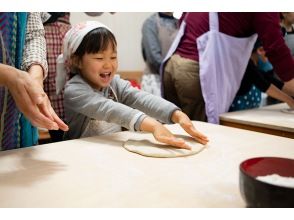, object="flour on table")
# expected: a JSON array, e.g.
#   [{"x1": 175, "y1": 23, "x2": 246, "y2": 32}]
[{"x1": 123, "y1": 134, "x2": 205, "y2": 158}]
